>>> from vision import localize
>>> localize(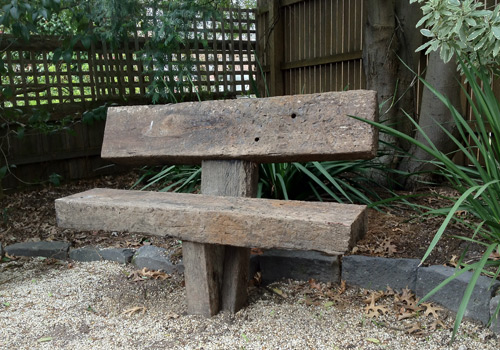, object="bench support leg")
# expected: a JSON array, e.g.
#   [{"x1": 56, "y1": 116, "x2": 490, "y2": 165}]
[
  {"x1": 183, "y1": 241, "x2": 224, "y2": 316},
  {"x1": 221, "y1": 246, "x2": 251, "y2": 313},
  {"x1": 183, "y1": 160, "x2": 258, "y2": 316}
]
